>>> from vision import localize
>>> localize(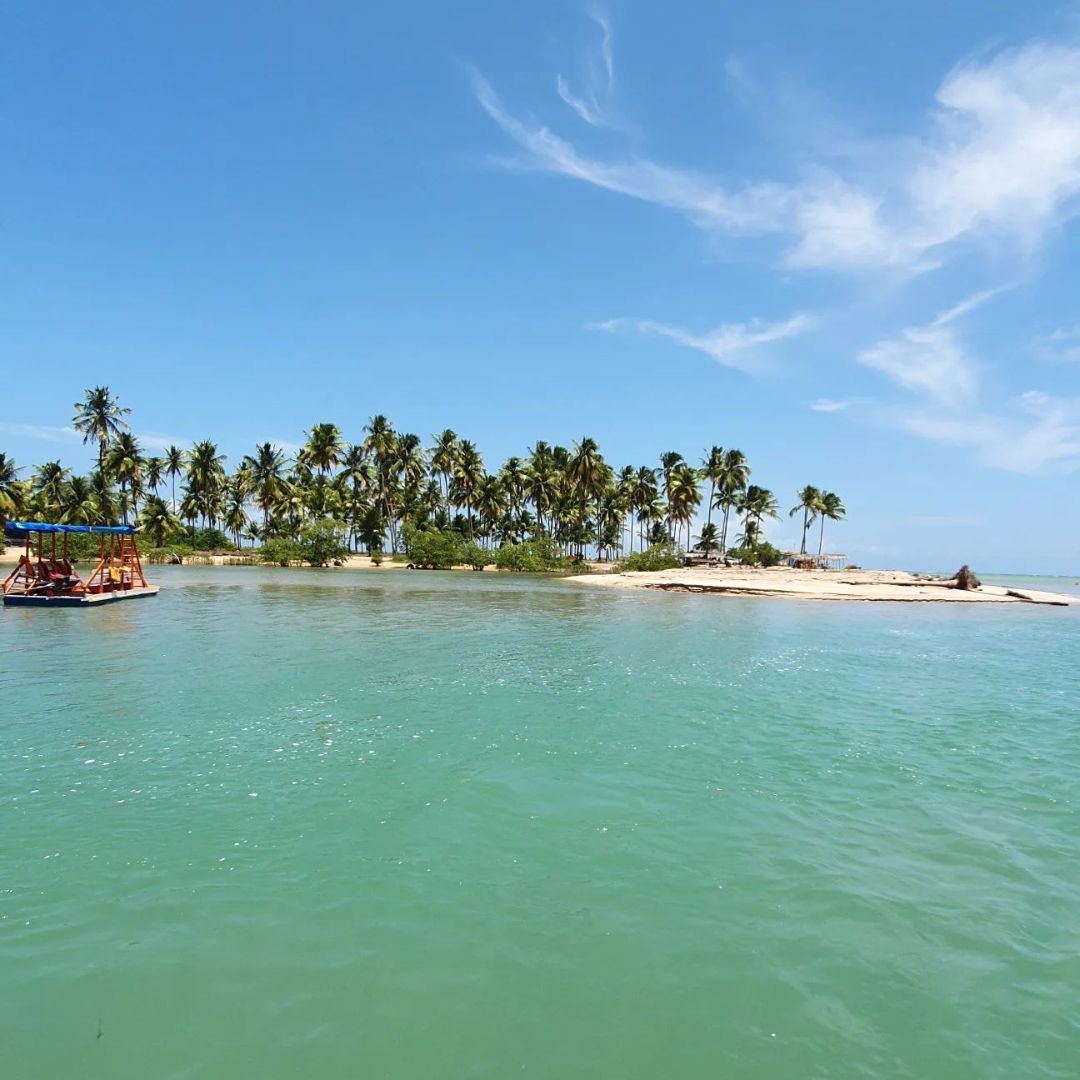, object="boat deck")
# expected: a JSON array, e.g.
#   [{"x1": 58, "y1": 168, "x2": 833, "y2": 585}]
[{"x1": 3, "y1": 586, "x2": 160, "y2": 608}]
